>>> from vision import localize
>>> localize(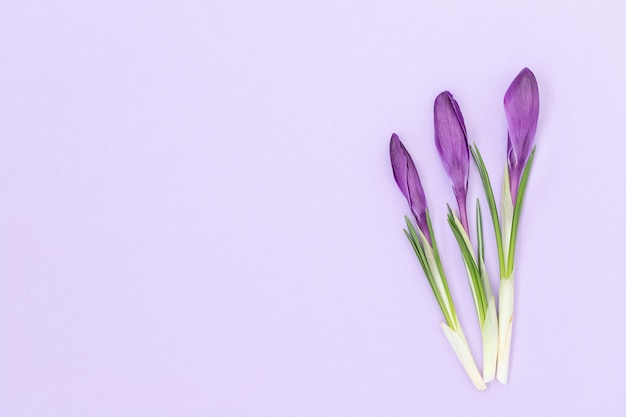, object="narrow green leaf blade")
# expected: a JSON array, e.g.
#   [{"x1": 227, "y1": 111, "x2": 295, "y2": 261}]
[
  {"x1": 471, "y1": 144, "x2": 506, "y2": 277},
  {"x1": 404, "y1": 218, "x2": 453, "y2": 326},
  {"x1": 506, "y1": 147, "x2": 536, "y2": 275},
  {"x1": 424, "y1": 210, "x2": 458, "y2": 328},
  {"x1": 448, "y1": 212, "x2": 486, "y2": 322},
  {"x1": 476, "y1": 199, "x2": 485, "y2": 264}
]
